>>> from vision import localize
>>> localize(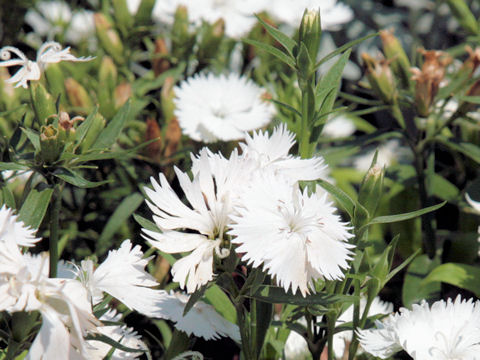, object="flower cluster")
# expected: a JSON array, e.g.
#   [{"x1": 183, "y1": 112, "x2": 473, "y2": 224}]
[
  {"x1": 143, "y1": 125, "x2": 354, "y2": 296},
  {"x1": 0, "y1": 205, "x2": 239, "y2": 358}
]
